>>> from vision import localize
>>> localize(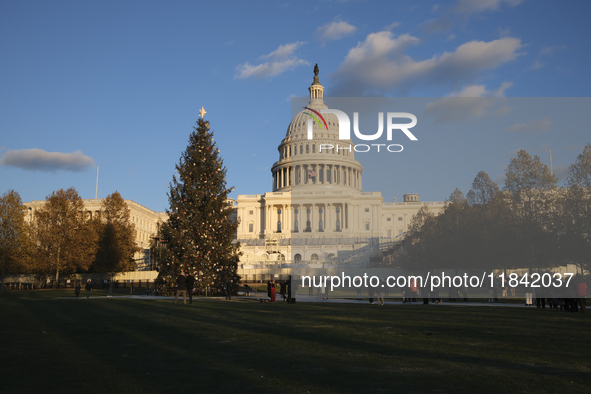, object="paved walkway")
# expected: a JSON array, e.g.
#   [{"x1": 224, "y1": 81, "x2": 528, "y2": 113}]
[{"x1": 61, "y1": 294, "x2": 536, "y2": 308}]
